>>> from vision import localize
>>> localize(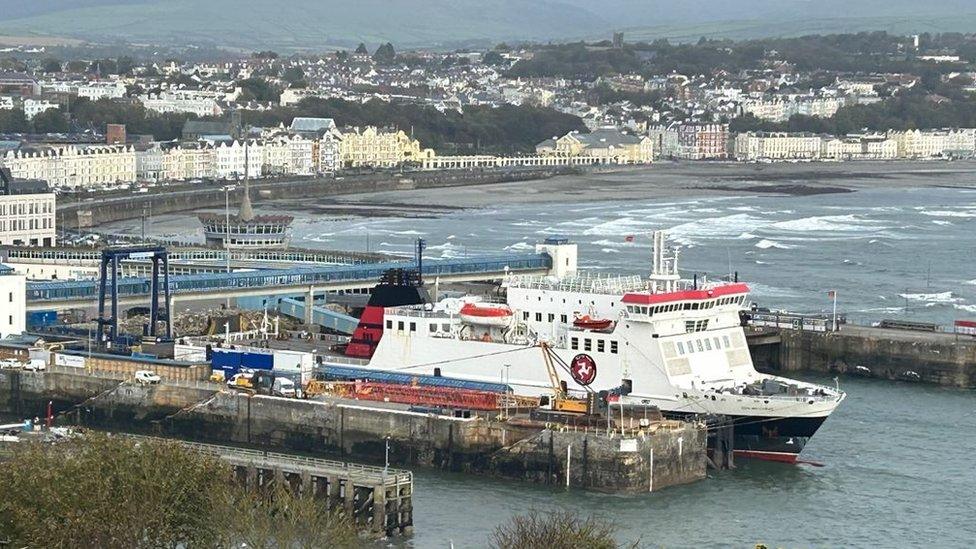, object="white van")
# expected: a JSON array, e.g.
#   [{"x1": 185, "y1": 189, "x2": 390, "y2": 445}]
[
  {"x1": 134, "y1": 370, "x2": 162, "y2": 385},
  {"x1": 272, "y1": 377, "x2": 297, "y2": 398}
]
